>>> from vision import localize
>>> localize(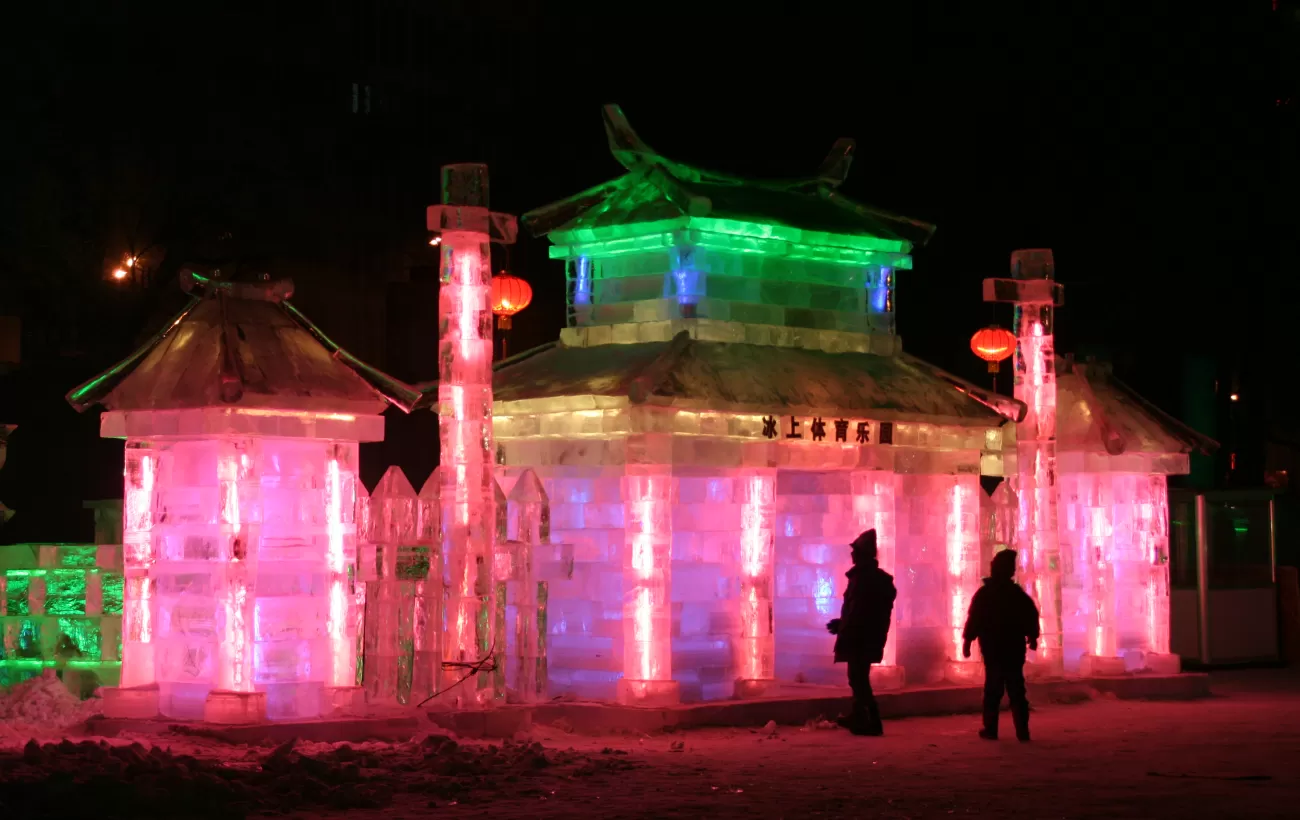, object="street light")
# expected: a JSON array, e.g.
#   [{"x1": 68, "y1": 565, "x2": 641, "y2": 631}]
[{"x1": 112, "y1": 268, "x2": 128, "y2": 281}]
